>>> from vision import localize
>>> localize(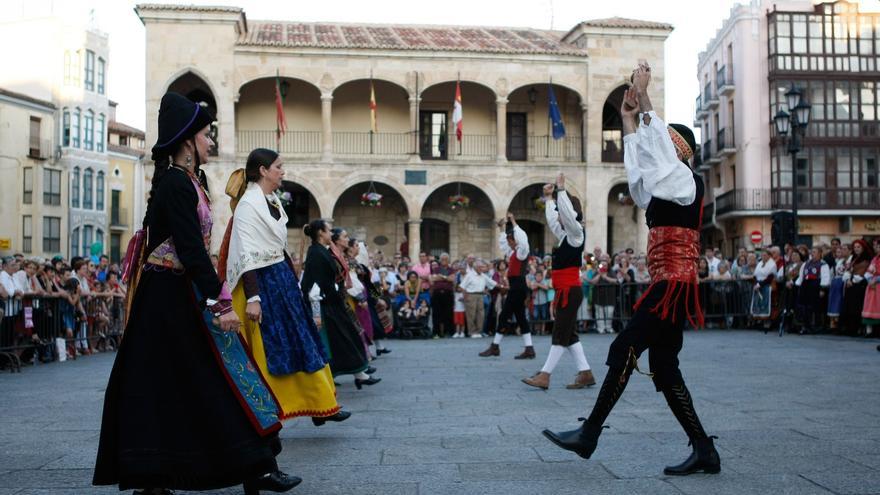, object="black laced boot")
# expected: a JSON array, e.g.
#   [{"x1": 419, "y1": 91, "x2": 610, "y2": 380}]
[{"x1": 661, "y1": 383, "x2": 720, "y2": 475}]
